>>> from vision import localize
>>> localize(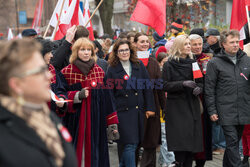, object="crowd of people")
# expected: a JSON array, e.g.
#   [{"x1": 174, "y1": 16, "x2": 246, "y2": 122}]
[{"x1": 0, "y1": 18, "x2": 250, "y2": 167}]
